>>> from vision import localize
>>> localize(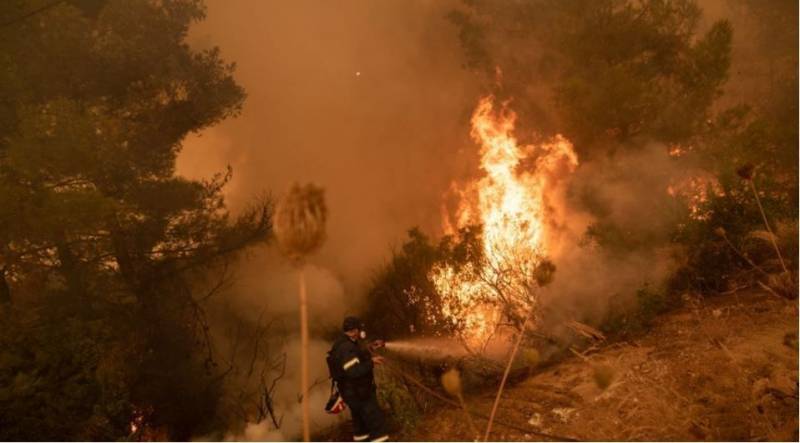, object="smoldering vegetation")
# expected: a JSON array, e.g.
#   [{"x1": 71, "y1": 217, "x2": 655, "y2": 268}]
[
  {"x1": 361, "y1": 0, "x2": 797, "y2": 438},
  {"x1": 0, "y1": 0, "x2": 796, "y2": 441}
]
